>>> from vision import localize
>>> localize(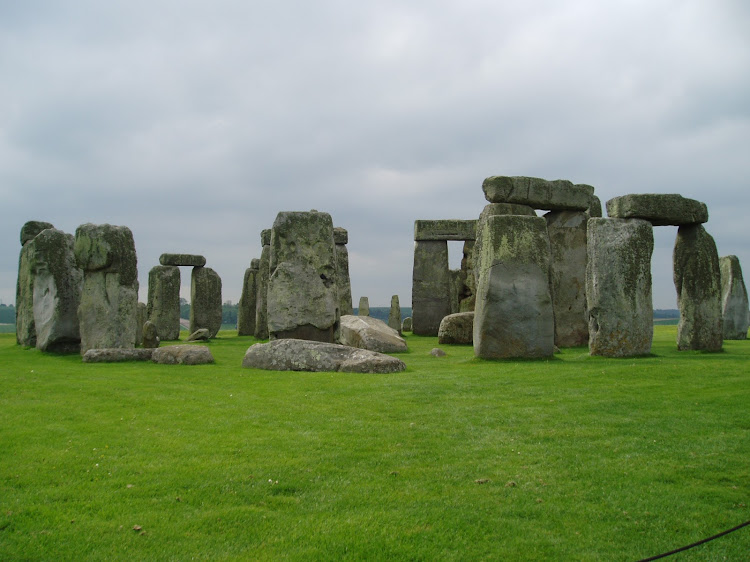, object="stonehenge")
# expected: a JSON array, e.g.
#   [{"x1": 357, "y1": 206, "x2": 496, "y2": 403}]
[
  {"x1": 237, "y1": 259, "x2": 260, "y2": 336},
  {"x1": 720, "y1": 255, "x2": 749, "y2": 340}
]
